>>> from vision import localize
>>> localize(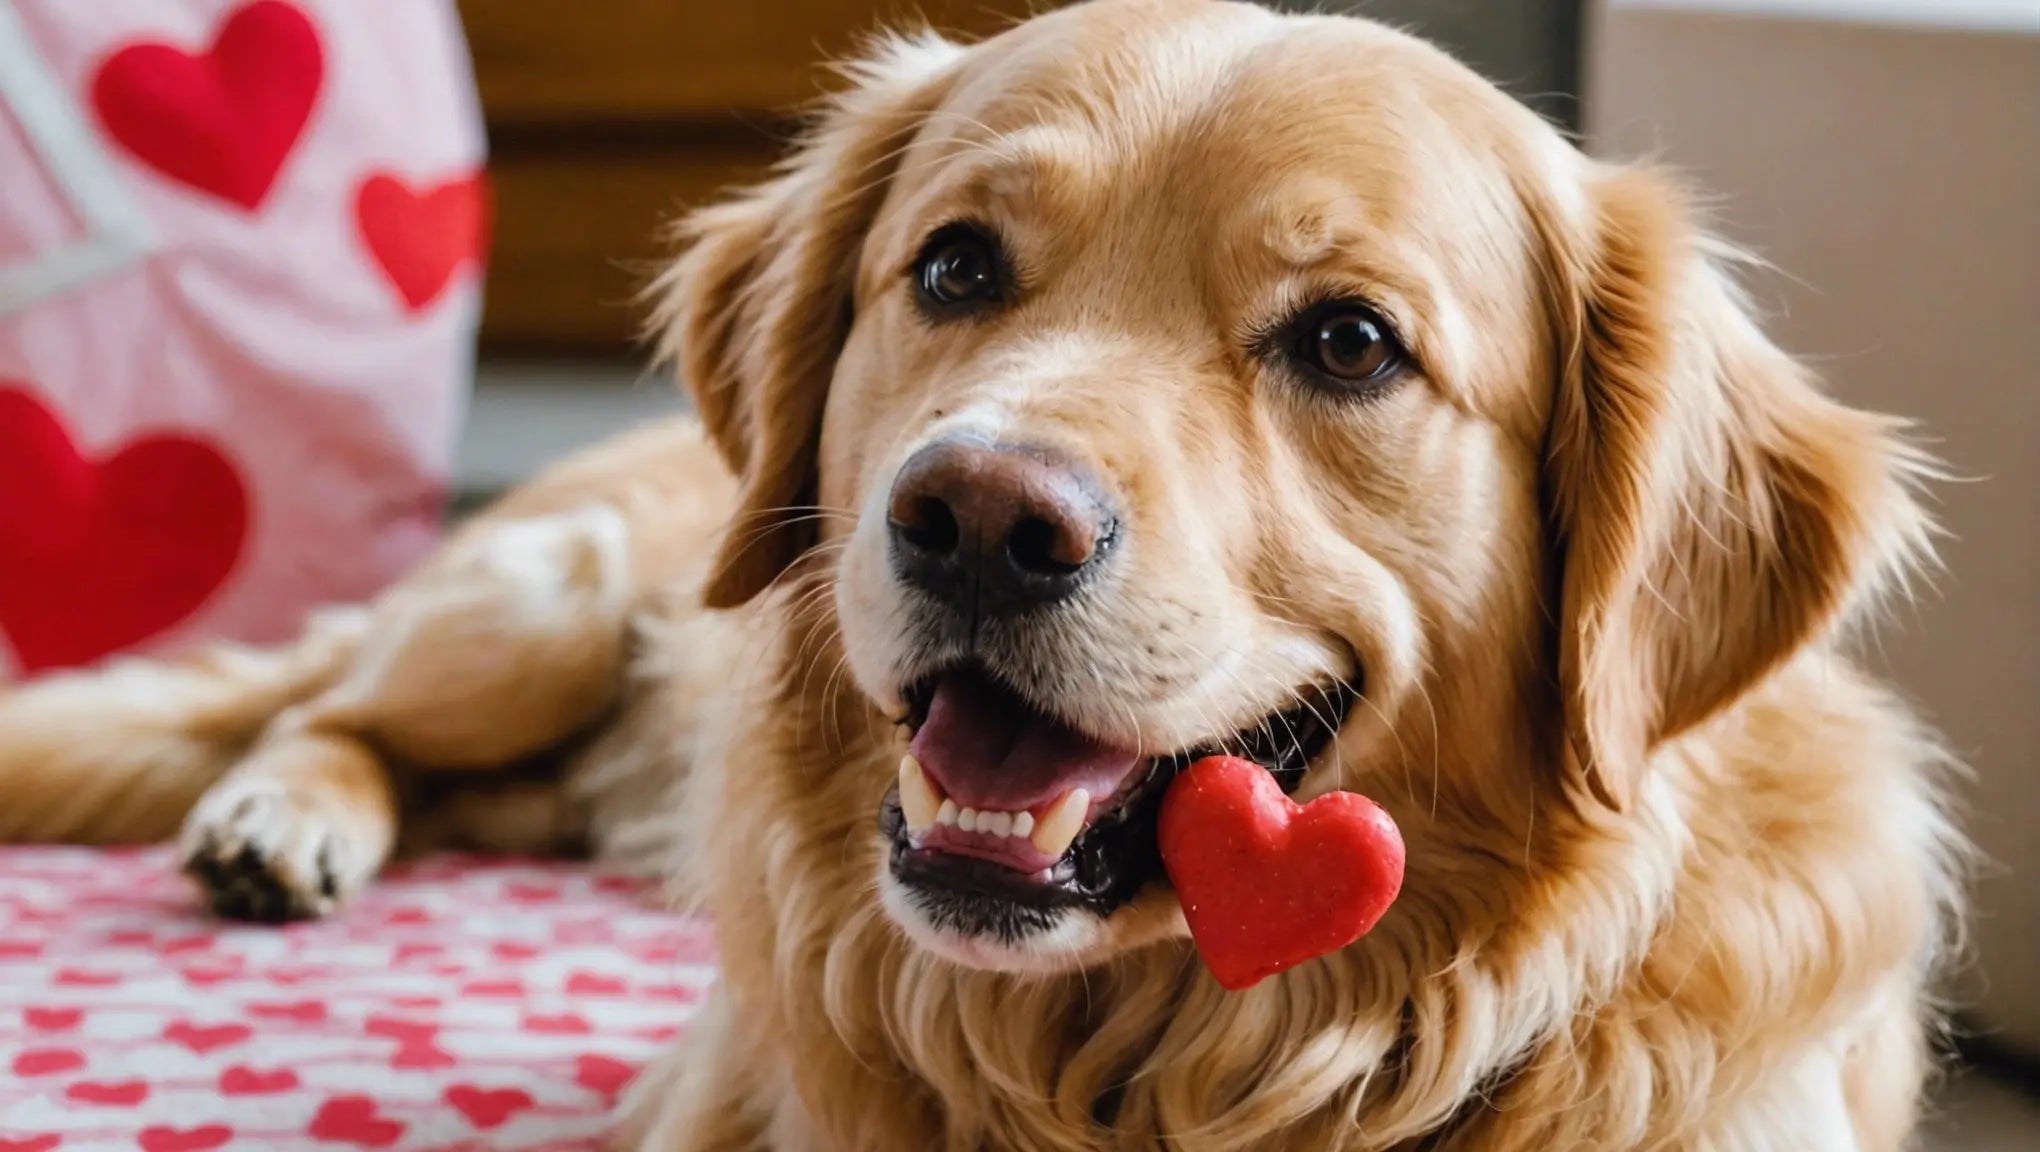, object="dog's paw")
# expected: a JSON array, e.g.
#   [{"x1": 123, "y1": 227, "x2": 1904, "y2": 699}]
[{"x1": 179, "y1": 782, "x2": 365, "y2": 922}]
